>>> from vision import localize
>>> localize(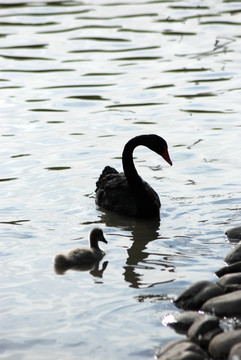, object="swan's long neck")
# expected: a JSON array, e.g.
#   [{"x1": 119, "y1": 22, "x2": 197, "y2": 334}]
[
  {"x1": 122, "y1": 136, "x2": 160, "y2": 217},
  {"x1": 122, "y1": 138, "x2": 142, "y2": 189}
]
